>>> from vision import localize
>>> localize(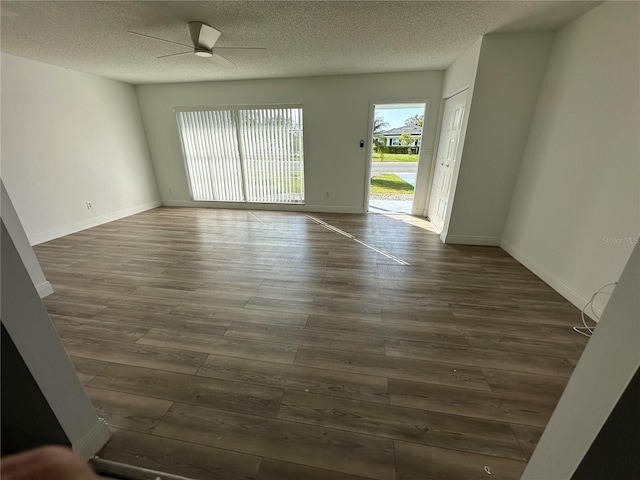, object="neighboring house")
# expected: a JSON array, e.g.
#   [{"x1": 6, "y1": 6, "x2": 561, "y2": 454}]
[{"x1": 378, "y1": 125, "x2": 422, "y2": 147}]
